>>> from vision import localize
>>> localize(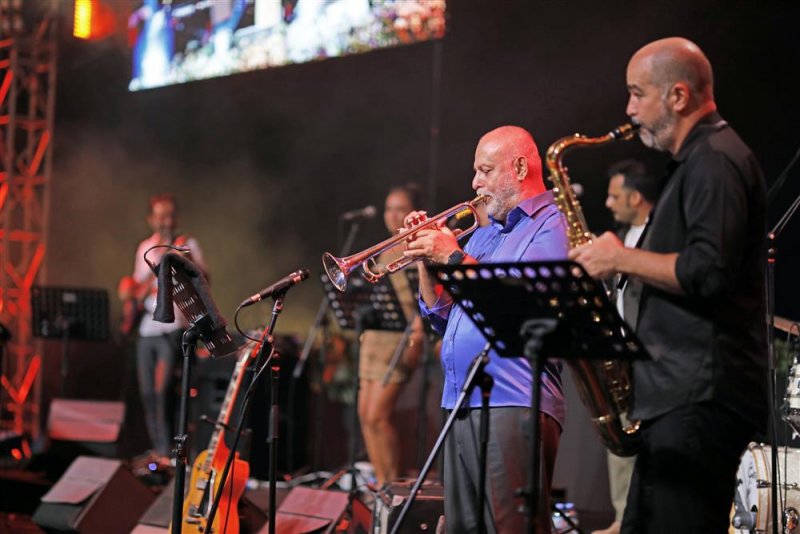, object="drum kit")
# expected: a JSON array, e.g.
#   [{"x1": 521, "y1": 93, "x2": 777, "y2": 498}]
[{"x1": 731, "y1": 315, "x2": 800, "y2": 534}]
